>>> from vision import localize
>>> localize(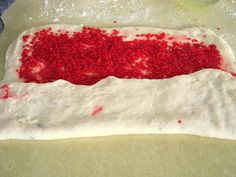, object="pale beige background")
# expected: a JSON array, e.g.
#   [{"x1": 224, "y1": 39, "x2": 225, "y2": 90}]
[{"x1": 0, "y1": 0, "x2": 236, "y2": 177}]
